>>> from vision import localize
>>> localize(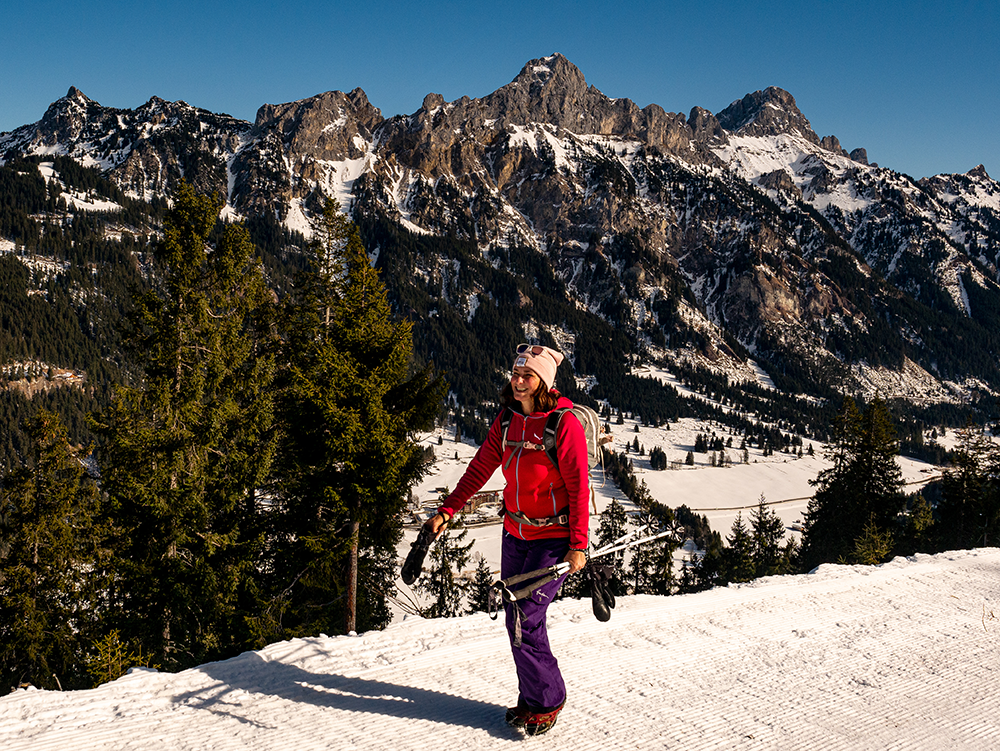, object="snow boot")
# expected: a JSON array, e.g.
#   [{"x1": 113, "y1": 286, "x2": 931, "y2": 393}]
[
  {"x1": 523, "y1": 699, "x2": 565, "y2": 736},
  {"x1": 504, "y1": 698, "x2": 529, "y2": 728}
]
